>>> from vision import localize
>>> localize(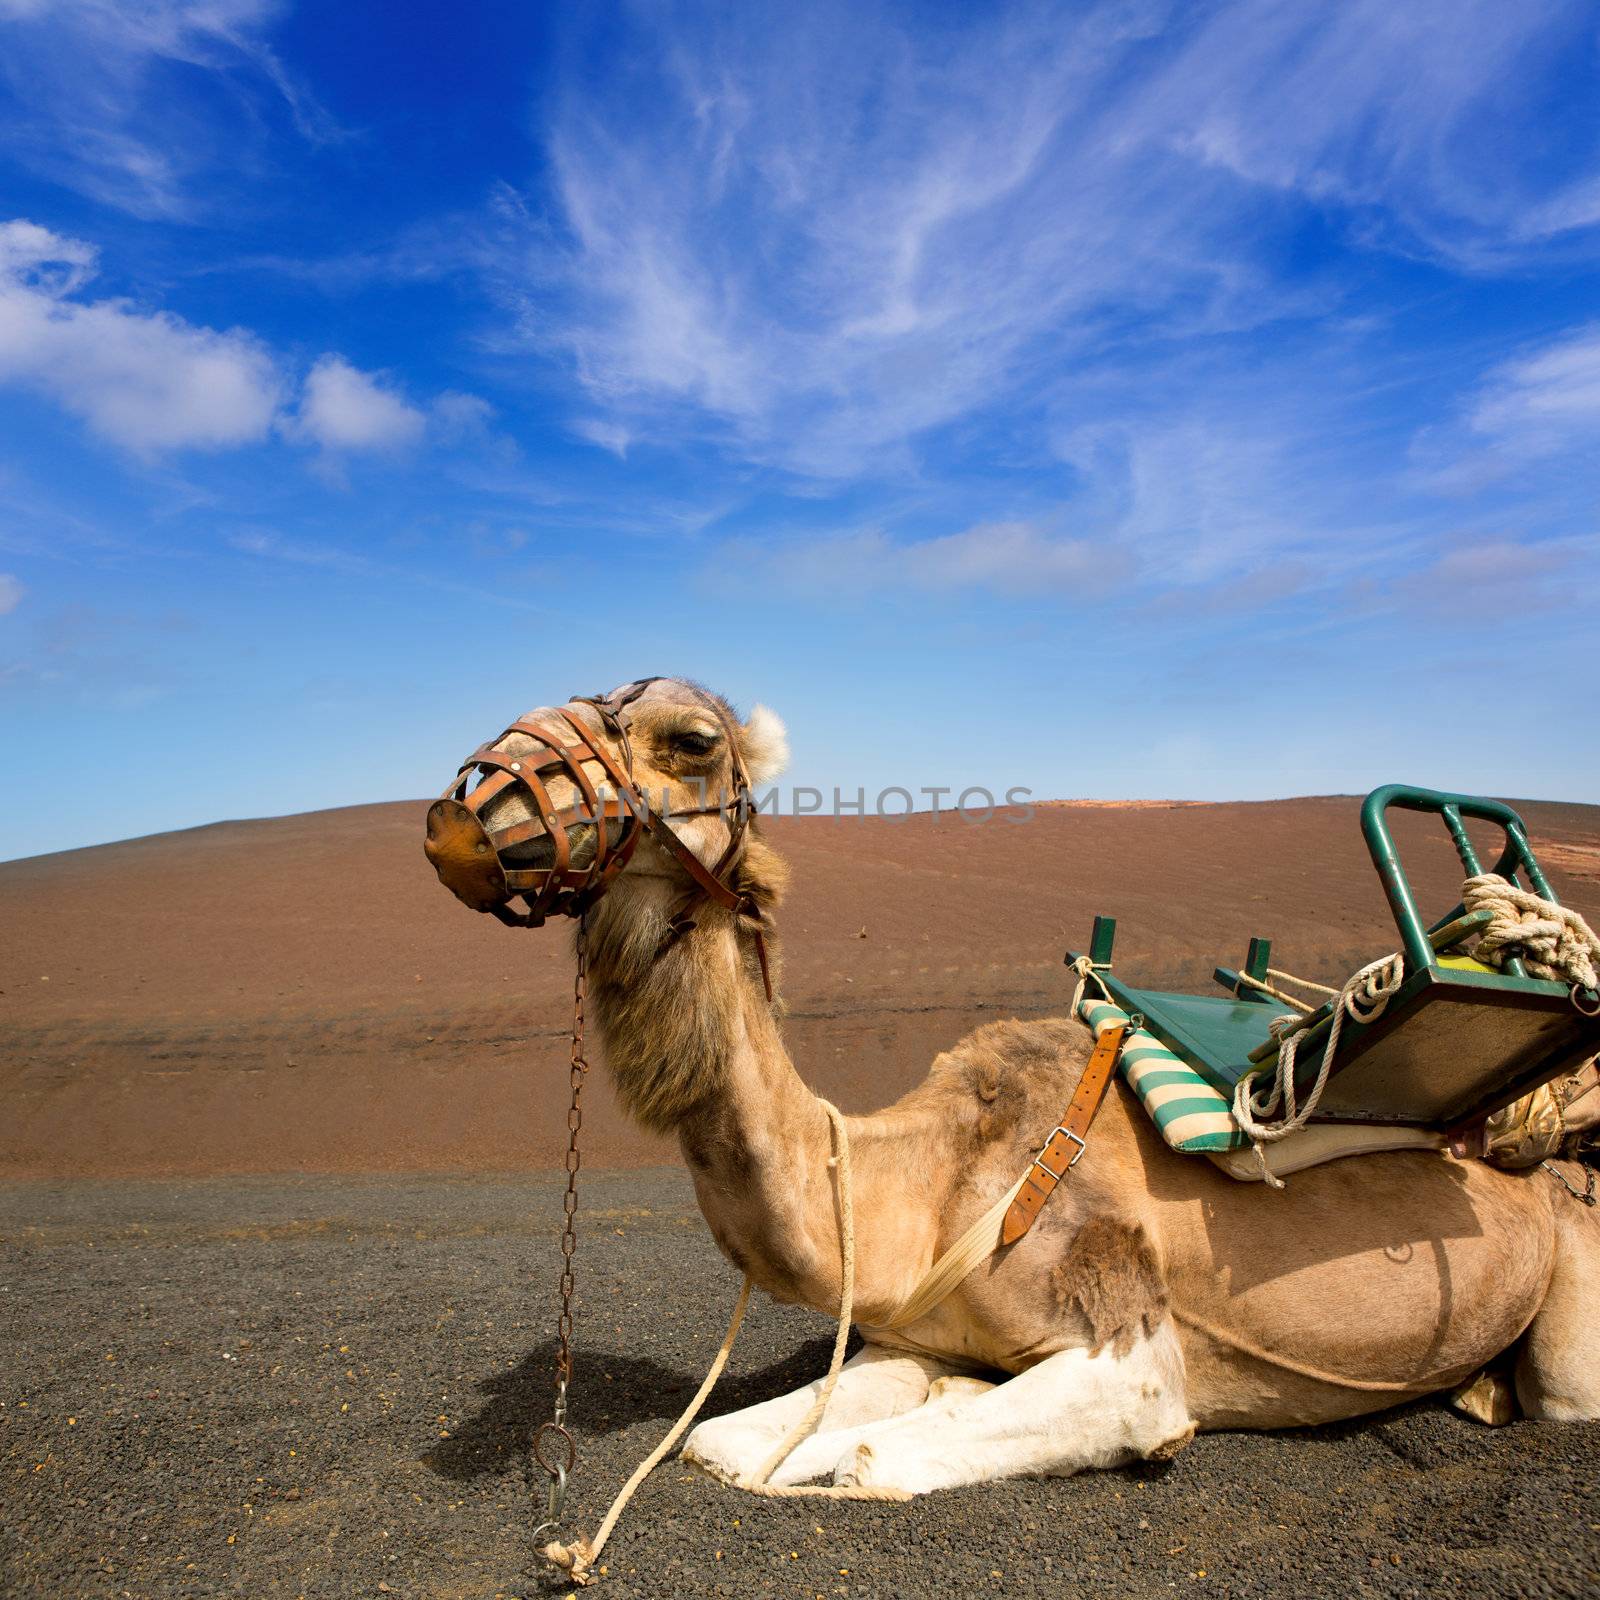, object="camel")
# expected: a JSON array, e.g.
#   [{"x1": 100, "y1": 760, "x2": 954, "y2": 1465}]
[{"x1": 425, "y1": 677, "x2": 1600, "y2": 1498}]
